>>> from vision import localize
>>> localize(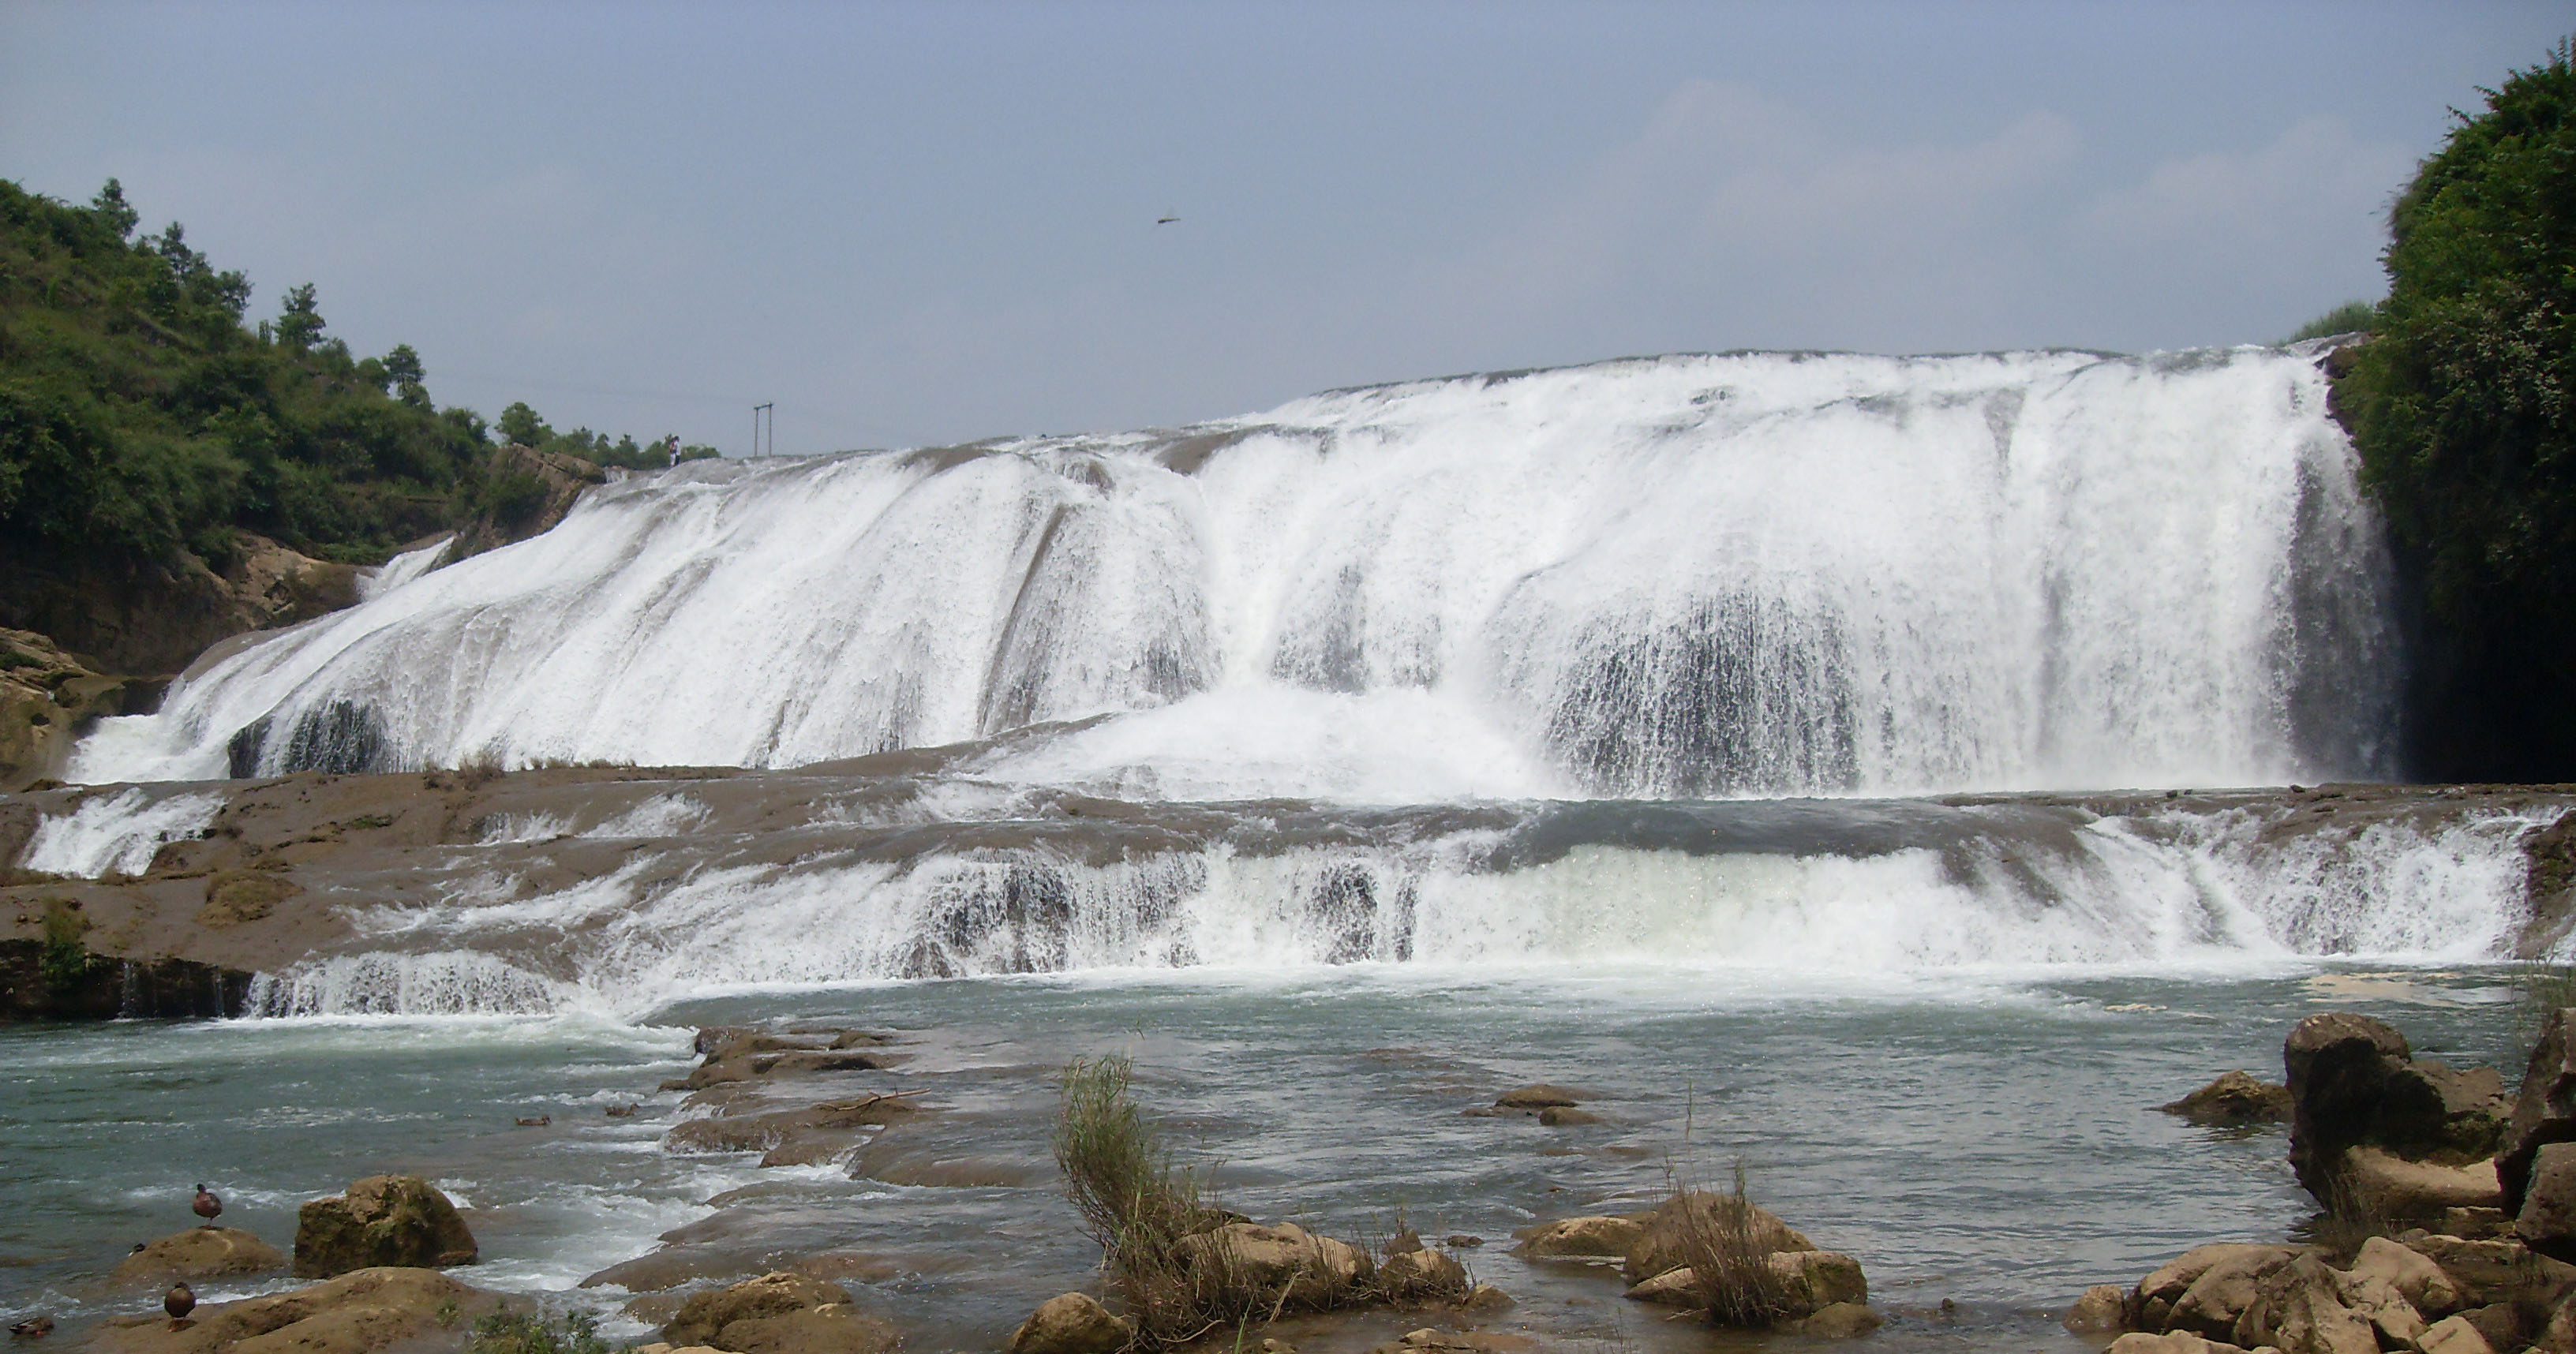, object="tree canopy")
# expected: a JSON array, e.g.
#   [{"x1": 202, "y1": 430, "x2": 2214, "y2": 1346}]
[{"x1": 2337, "y1": 39, "x2": 2576, "y2": 778}]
